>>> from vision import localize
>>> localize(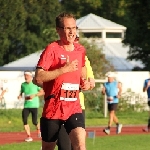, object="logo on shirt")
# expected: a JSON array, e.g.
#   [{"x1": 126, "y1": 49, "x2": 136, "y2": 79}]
[{"x1": 61, "y1": 55, "x2": 66, "y2": 60}]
